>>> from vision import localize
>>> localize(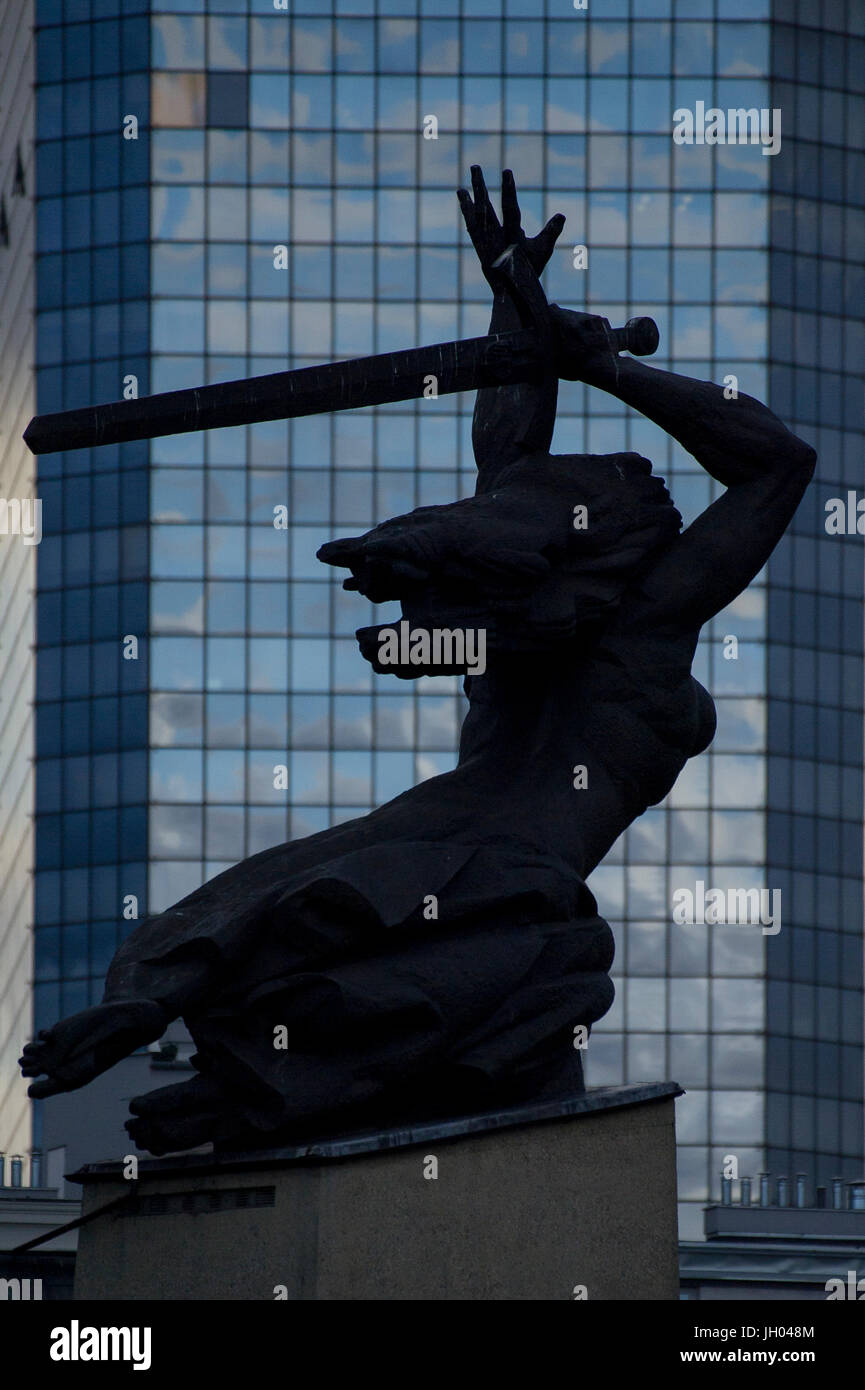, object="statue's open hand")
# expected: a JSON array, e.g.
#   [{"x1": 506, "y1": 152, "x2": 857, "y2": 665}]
[{"x1": 457, "y1": 166, "x2": 565, "y2": 284}]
